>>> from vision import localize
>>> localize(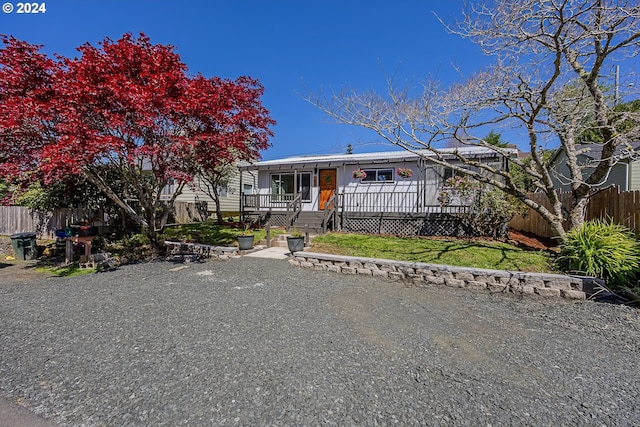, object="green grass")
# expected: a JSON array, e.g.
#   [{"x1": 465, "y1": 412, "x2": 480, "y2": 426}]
[
  {"x1": 310, "y1": 232, "x2": 554, "y2": 272},
  {"x1": 36, "y1": 264, "x2": 96, "y2": 277},
  {"x1": 160, "y1": 221, "x2": 285, "y2": 246},
  {"x1": 161, "y1": 224, "x2": 554, "y2": 272}
]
